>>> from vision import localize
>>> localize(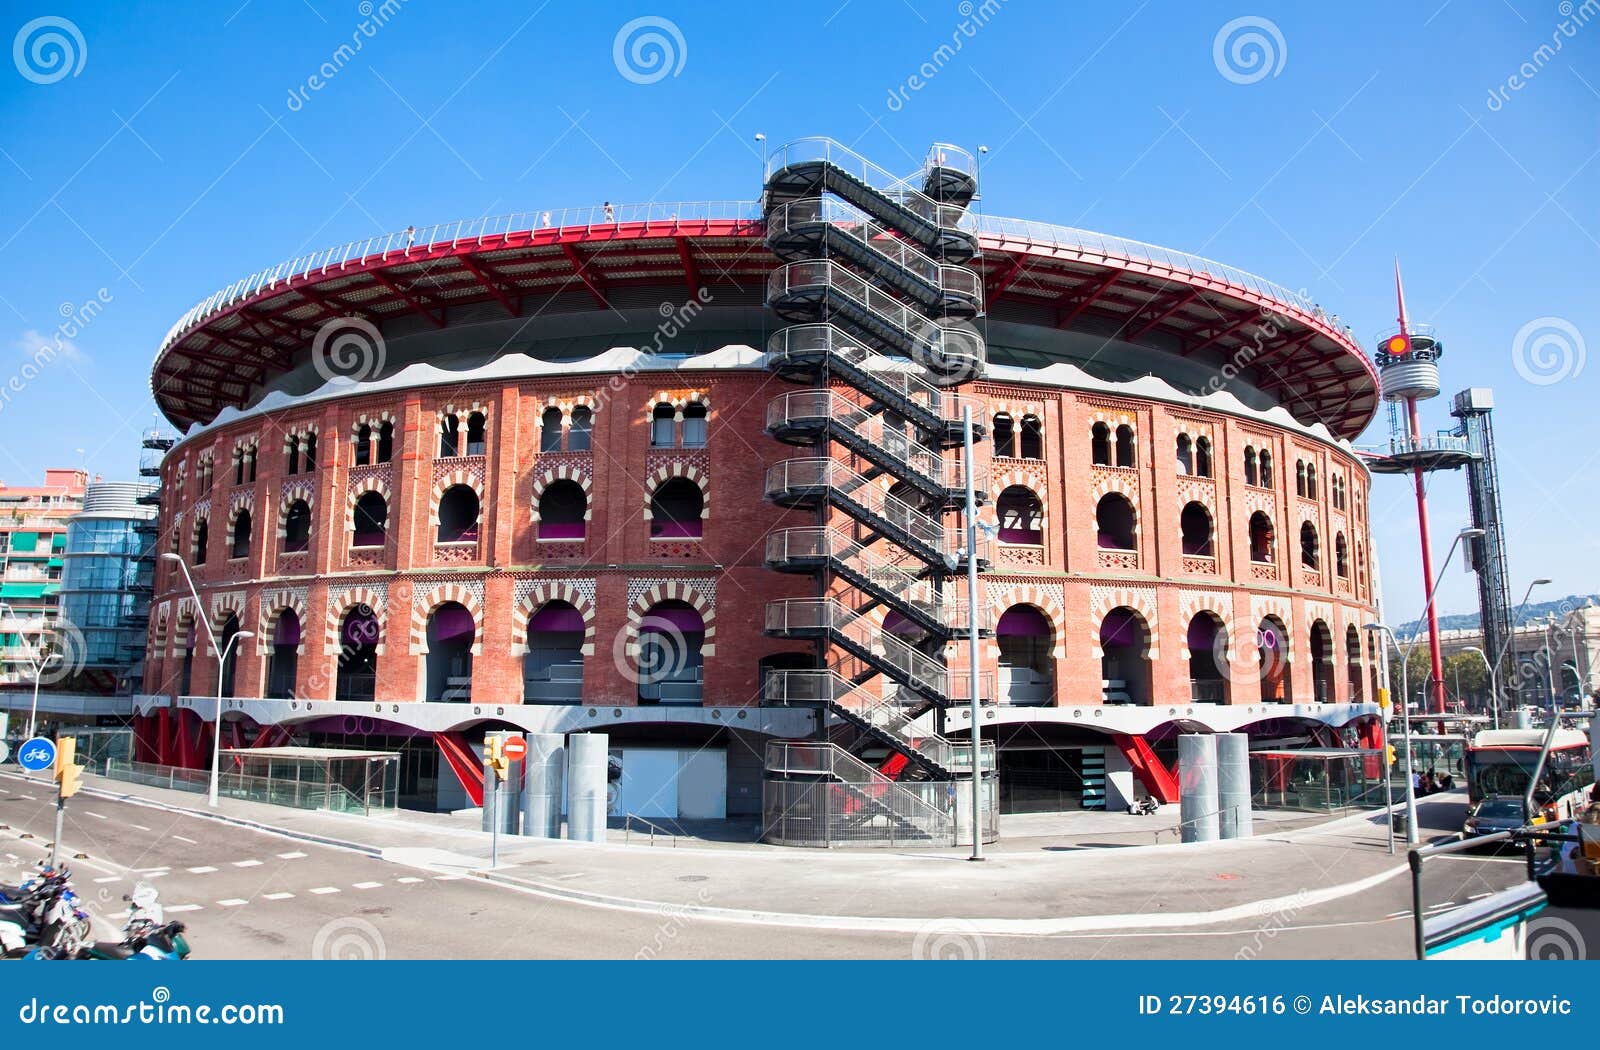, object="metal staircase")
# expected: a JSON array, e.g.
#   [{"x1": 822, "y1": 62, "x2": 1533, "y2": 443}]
[{"x1": 759, "y1": 139, "x2": 996, "y2": 845}]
